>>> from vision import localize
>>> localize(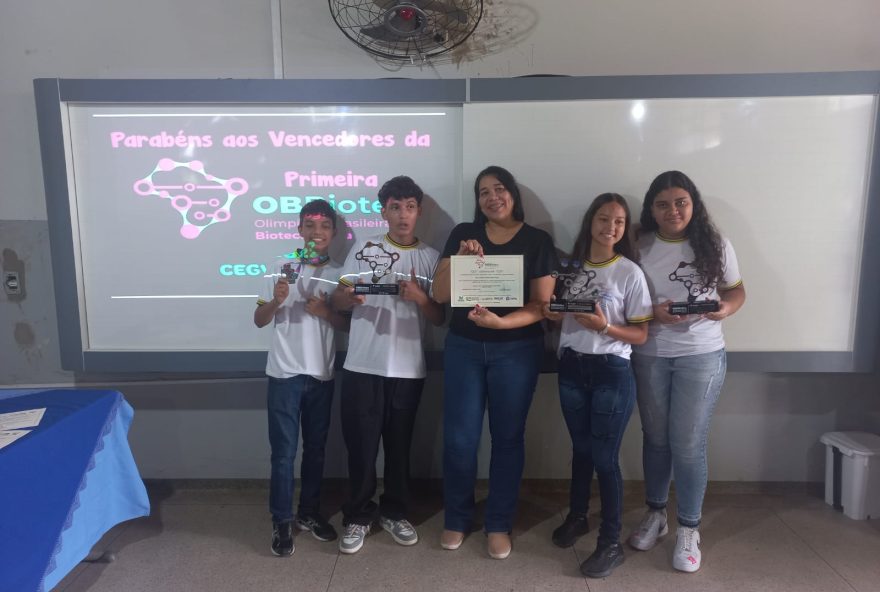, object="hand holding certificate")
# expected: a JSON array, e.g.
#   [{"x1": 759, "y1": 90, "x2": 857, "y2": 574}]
[{"x1": 450, "y1": 255, "x2": 524, "y2": 308}]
